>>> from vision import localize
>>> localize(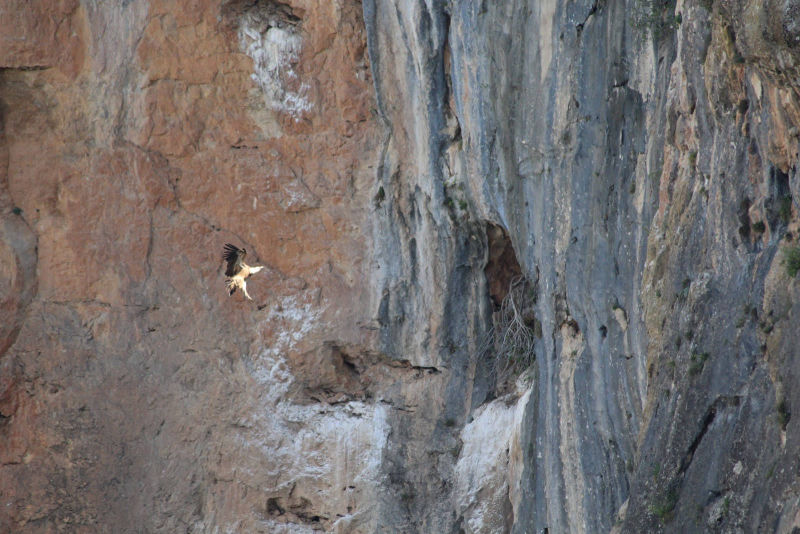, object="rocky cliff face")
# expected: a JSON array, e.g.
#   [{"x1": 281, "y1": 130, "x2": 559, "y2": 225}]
[{"x1": 2, "y1": 0, "x2": 800, "y2": 532}]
